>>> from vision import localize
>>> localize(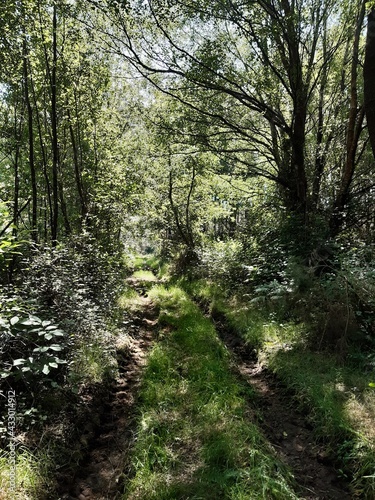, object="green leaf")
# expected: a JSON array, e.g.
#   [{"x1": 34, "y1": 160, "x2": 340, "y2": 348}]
[
  {"x1": 42, "y1": 365, "x2": 50, "y2": 375},
  {"x1": 53, "y1": 330, "x2": 65, "y2": 336},
  {"x1": 20, "y1": 316, "x2": 42, "y2": 326},
  {"x1": 369, "y1": 382, "x2": 375, "y2": 388},
  {"x1": 10, "y1": 316, "x2": 19, "y2": 325},
  {"x1": 13, "y1": 358, "x2": 26, "y2": 366},
  {"x1": 55, "y1": 358, "x2": 67, "y2": 364},
  {"x1": 48, "y1": 362, "x2": 58, "y2": 368},
  {"x1": 33, "y1": 346, "x2": 49, "y2": 353},
  {"x1": 49, "y1": 344, "x2": 63, "y2": 351}
]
